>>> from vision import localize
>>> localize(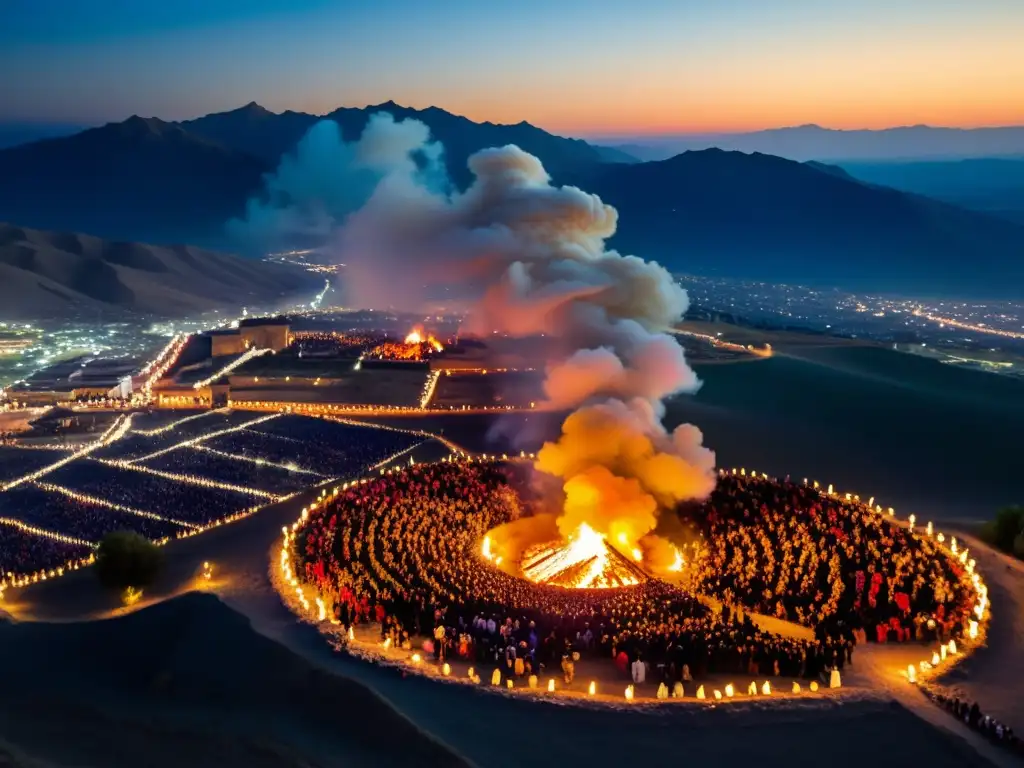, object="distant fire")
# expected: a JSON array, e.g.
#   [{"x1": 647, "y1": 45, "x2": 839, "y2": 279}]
[{"x1": 370, "y1": 326, "x2": 444, "y2": 361}]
